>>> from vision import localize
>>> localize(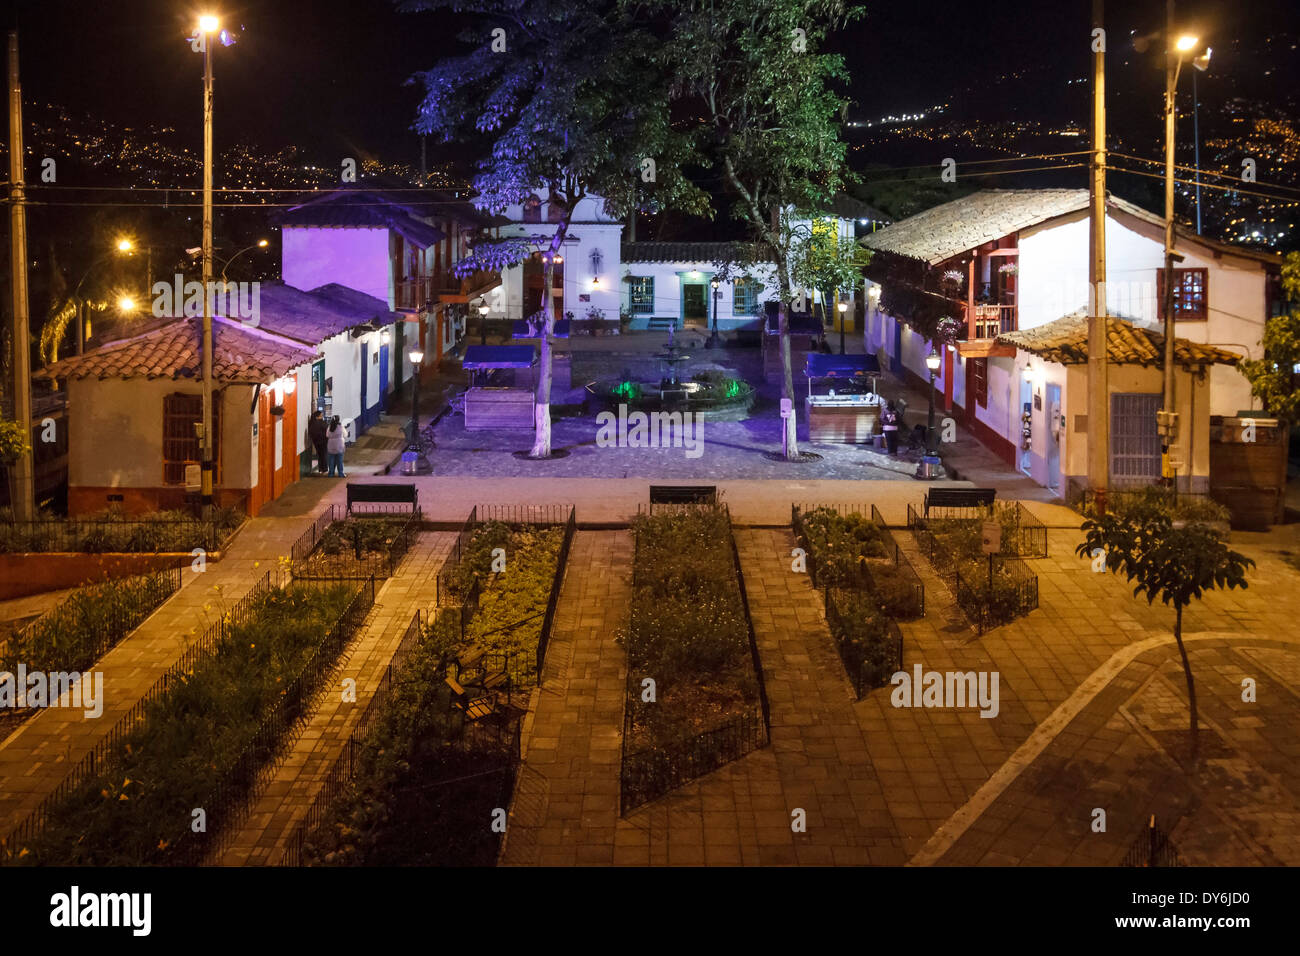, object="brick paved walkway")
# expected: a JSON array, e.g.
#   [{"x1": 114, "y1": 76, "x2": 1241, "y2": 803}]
[
  {"x1": 218, "y1": 532, "x2": 455, "y2": 865},
  {"x1": 0, "y1": 486, "x2": 350, "y2": 837},
  {"x1": 499, "y1": 530, "x2": 631, "y2": 865}
]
